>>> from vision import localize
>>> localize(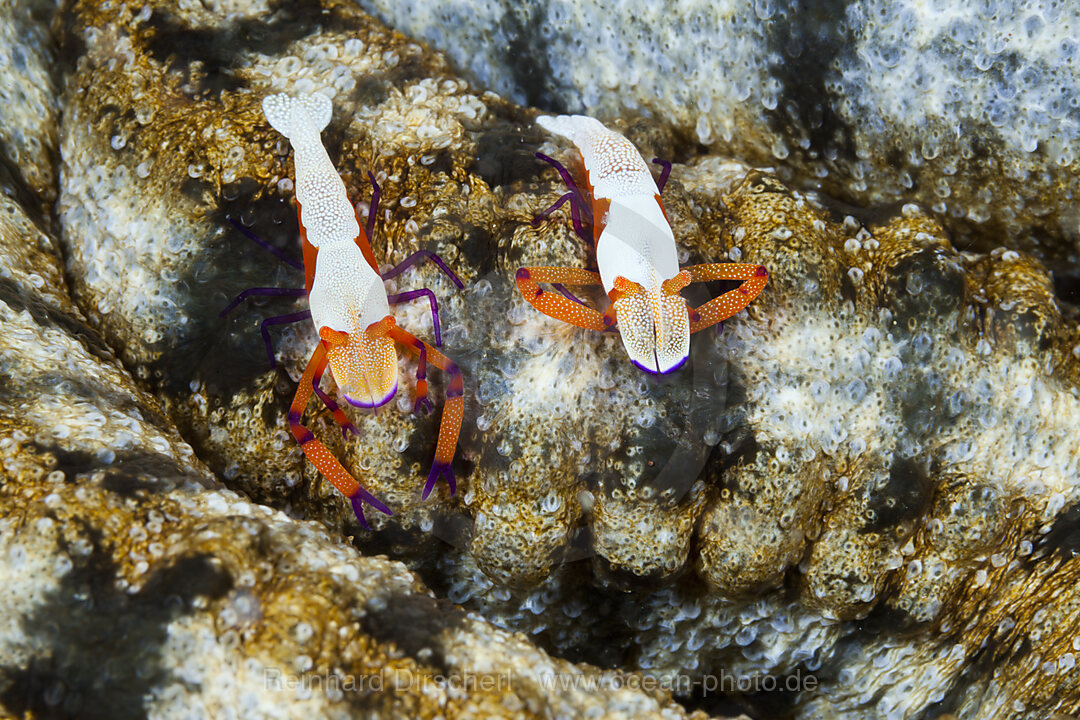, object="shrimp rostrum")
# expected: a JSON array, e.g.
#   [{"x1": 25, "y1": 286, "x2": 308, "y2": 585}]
[{"x1": 517, "y1": 115, "x2": 768, "y2": 374}]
